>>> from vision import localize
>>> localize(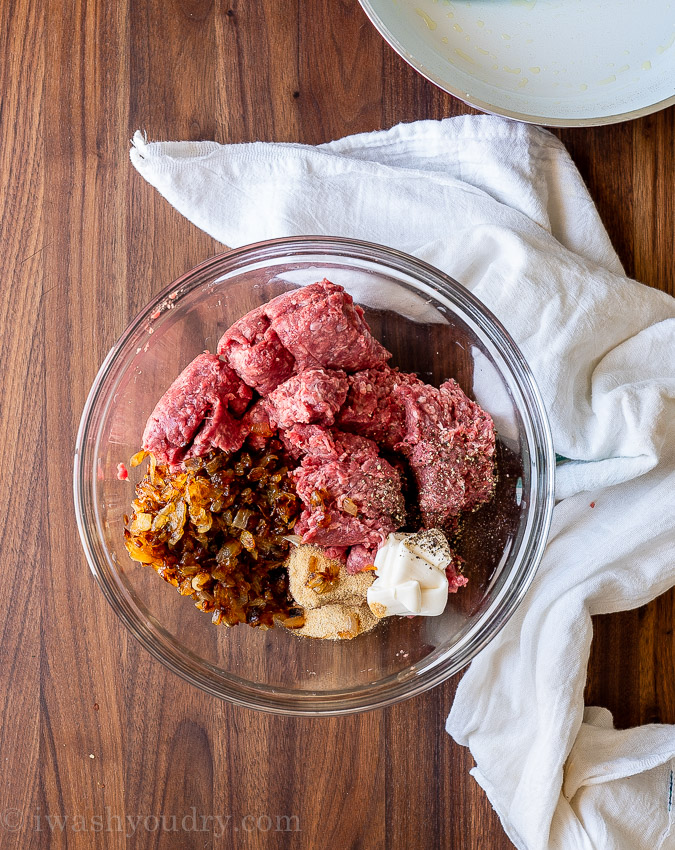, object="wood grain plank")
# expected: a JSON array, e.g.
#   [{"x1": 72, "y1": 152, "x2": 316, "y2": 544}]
[
  {"x1": 631, "y1": 109, "x2": 675, "y2": 295},
  {"x1": 210, "y1": 708, "x2": 386, "y2": 850},
  {"x1": 647, "y1": 591, "x2": 675, "y2": 726},
  {"x1": 297, "y1": 0, "x2": 385, "y2": 144},
  {"x1": 129, "y1": 0, "x2": 220, "y2": 144},
  {"x1": 215, "y1": 0, "x2": 302, "y2": 145},
  {"x1": 585, "y1": 589, "x2": 675, "y2": 729},
  {"x1": 0, "y1": 0, "x2": 44, "y2": 845},
  {"x1": 41, "y1": 0, "x2": 131, "y2": 846}
]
